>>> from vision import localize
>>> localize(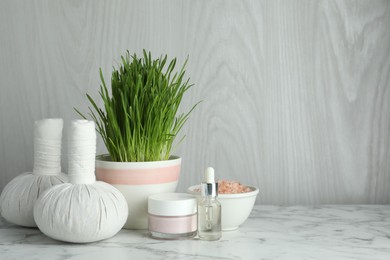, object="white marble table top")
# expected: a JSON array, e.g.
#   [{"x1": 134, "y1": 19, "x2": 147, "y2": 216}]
[{"x1": 1, "y1": 205, "x2": 390, "y2": 260}]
